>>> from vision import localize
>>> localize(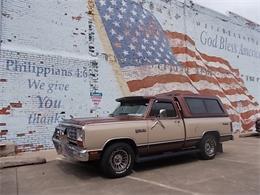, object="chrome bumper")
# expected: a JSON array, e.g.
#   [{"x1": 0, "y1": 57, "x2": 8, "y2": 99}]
[{"x1": 52, "y1": 138, "x2": 89, "y2": 161}]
